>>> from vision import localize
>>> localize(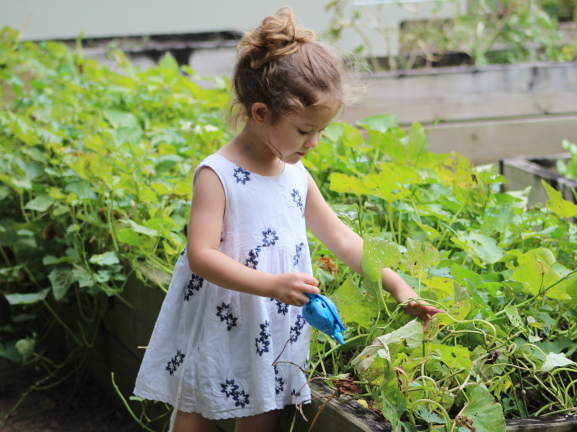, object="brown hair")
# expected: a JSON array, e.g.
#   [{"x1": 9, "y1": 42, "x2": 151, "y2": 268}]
[{"x1": 231, "y1": 8, "x2": 348, "y2": 126}]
